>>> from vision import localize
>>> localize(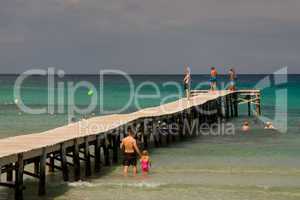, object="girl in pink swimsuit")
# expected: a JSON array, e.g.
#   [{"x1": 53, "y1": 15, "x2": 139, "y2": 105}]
[{"x1": 140, "y1": 150, "x2": 151, "y2": 175}]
